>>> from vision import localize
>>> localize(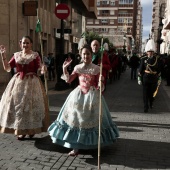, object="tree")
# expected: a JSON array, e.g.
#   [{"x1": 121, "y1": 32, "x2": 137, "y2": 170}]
[{"x1": 82, "y1": 31, "x2": 114, "y2": 48}]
